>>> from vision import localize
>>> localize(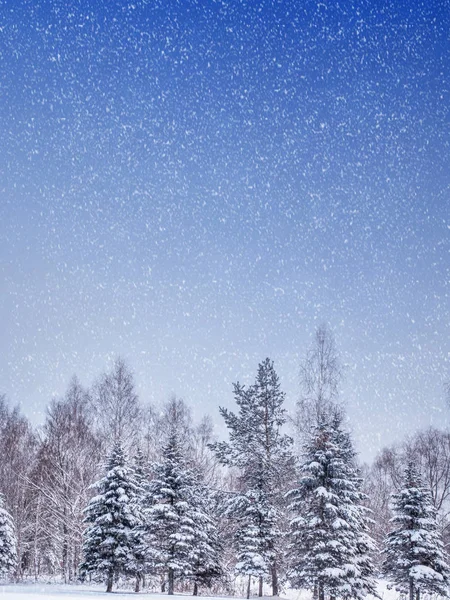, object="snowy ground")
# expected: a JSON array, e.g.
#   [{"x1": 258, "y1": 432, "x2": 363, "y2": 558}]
[
  {"x1": 0, "y1": 581, "x2": 396, "y2": 600},
  {"x1": 0, "y1": 586, "x2": 198, "y2": 598},
  {"x1": 0, "y1": 587, "x2": 256, "y2": 599}
]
